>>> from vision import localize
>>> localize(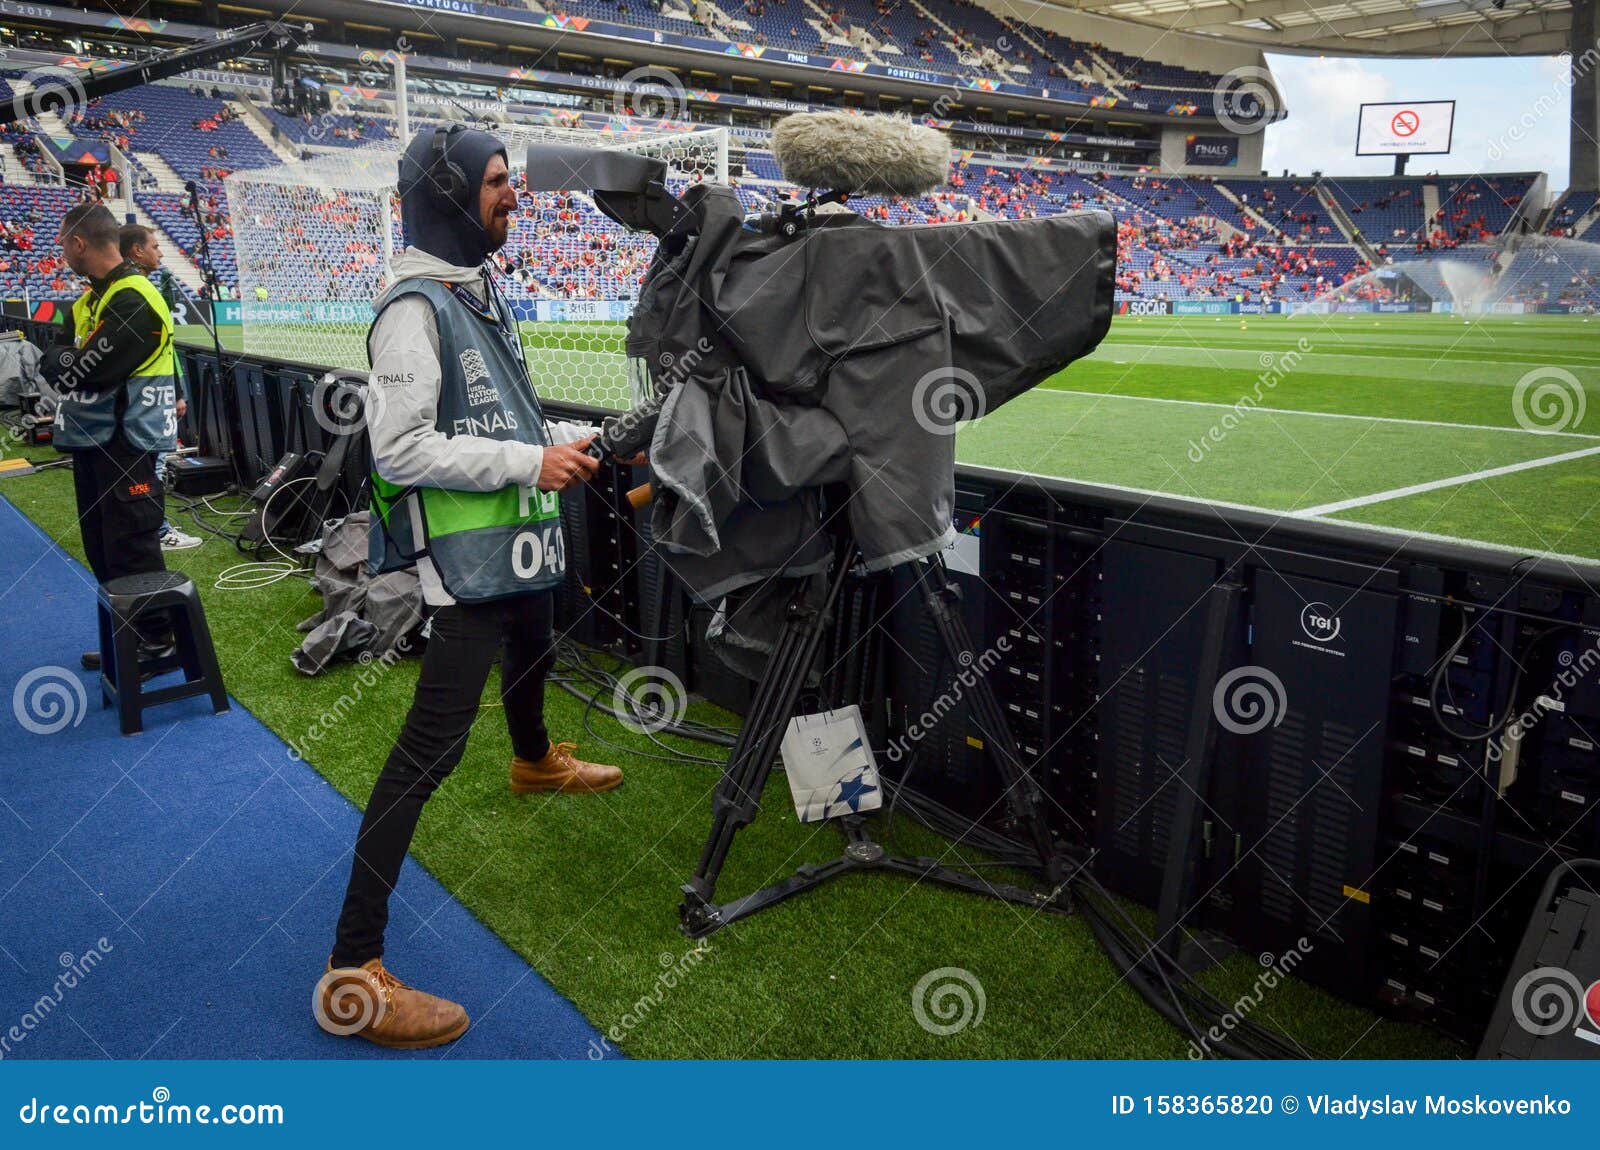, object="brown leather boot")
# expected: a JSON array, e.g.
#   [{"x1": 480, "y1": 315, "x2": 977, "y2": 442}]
[
  {"x1": 314, "y1": 959, "x2": 469, "y2": 1050},
  {"x1": 510, "y1": 741, "x2": 623, "y2": 795}
]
